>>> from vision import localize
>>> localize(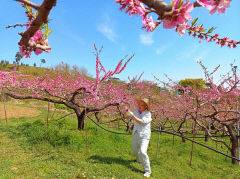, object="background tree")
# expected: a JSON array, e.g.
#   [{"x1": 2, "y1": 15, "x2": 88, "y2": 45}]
[
  {"x1": 15, "y1": 52, "x2": 22, "y2": 65},
  {"x1": 158, "y1": 62, "x2": 240, "y2": 164},
  {"x1": 179, "y1": 78, "x2": 206, "y2": 89},
  {"x1": 40, "y1": 58, "x2": 46, "y2": 67},
  {"x1": 0, "y1": 46, "x2": 136, "y2": 130}
]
